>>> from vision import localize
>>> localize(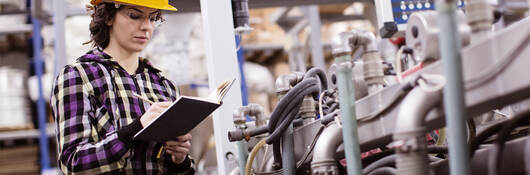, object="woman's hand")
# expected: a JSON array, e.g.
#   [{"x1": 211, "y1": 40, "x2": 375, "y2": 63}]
[
  {"x1": 140, "y1": 102, "x2": 172, "y2": 127},
  {"x1": 166, "y1": 134, "x2": 192, "y2": 164}
]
